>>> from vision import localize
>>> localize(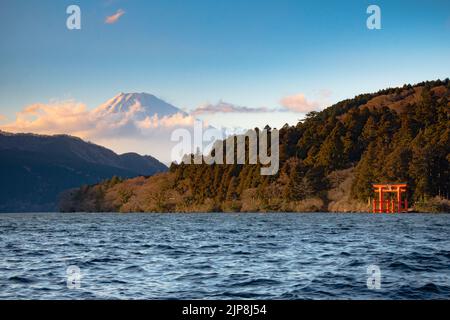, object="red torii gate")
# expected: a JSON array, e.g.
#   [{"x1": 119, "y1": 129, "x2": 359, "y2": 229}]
[{"x1": 372, "y1": 184, "x2": 408, "y2": 213}]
